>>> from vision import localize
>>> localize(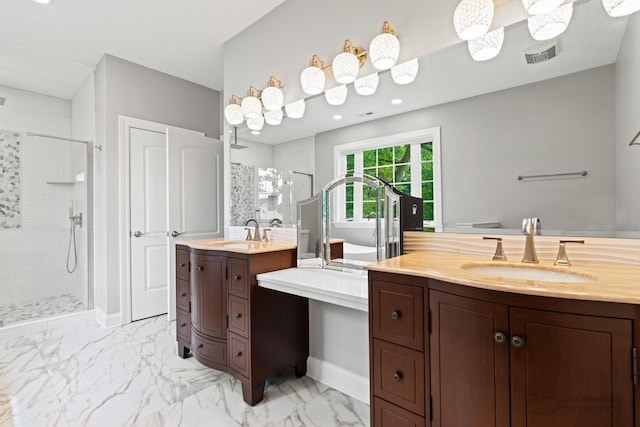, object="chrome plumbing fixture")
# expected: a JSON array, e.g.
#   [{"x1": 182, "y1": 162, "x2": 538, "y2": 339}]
[
  {"x1": 483, "y1": 236, "x2": 507, "y2": 261},
  {"x1": 521, "y1": 217, "x2": 541, "y2": 264},
  {"x1": 244, "y1": 218, "x2": 262, "y2": 241},
  {"x1": 554, "y1": 239, "x2": 585, "y2": 266}
]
